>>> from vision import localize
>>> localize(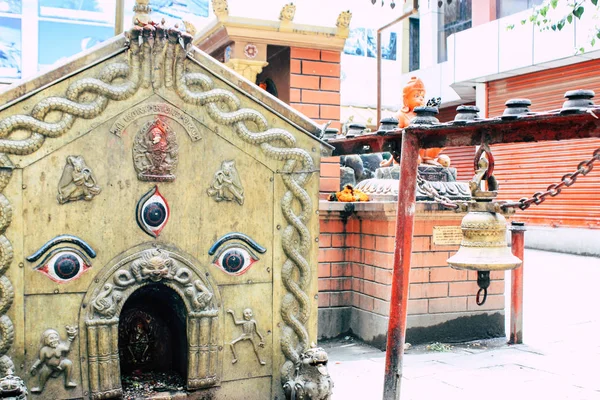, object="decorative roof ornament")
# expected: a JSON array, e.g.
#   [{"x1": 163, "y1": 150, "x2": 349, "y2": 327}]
[
  {"x1": 279, "y1": 3, "x2": 296, "y2": 22},
  {"x1": 336, "y1": 10, "x2": 352, "y2": 37},
  {"x1": 212, "y1": 0, "x2": 229, "y2": 21},
  {"x1": 132, "y1": 0, "x2": 152, "y2": 25}
]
